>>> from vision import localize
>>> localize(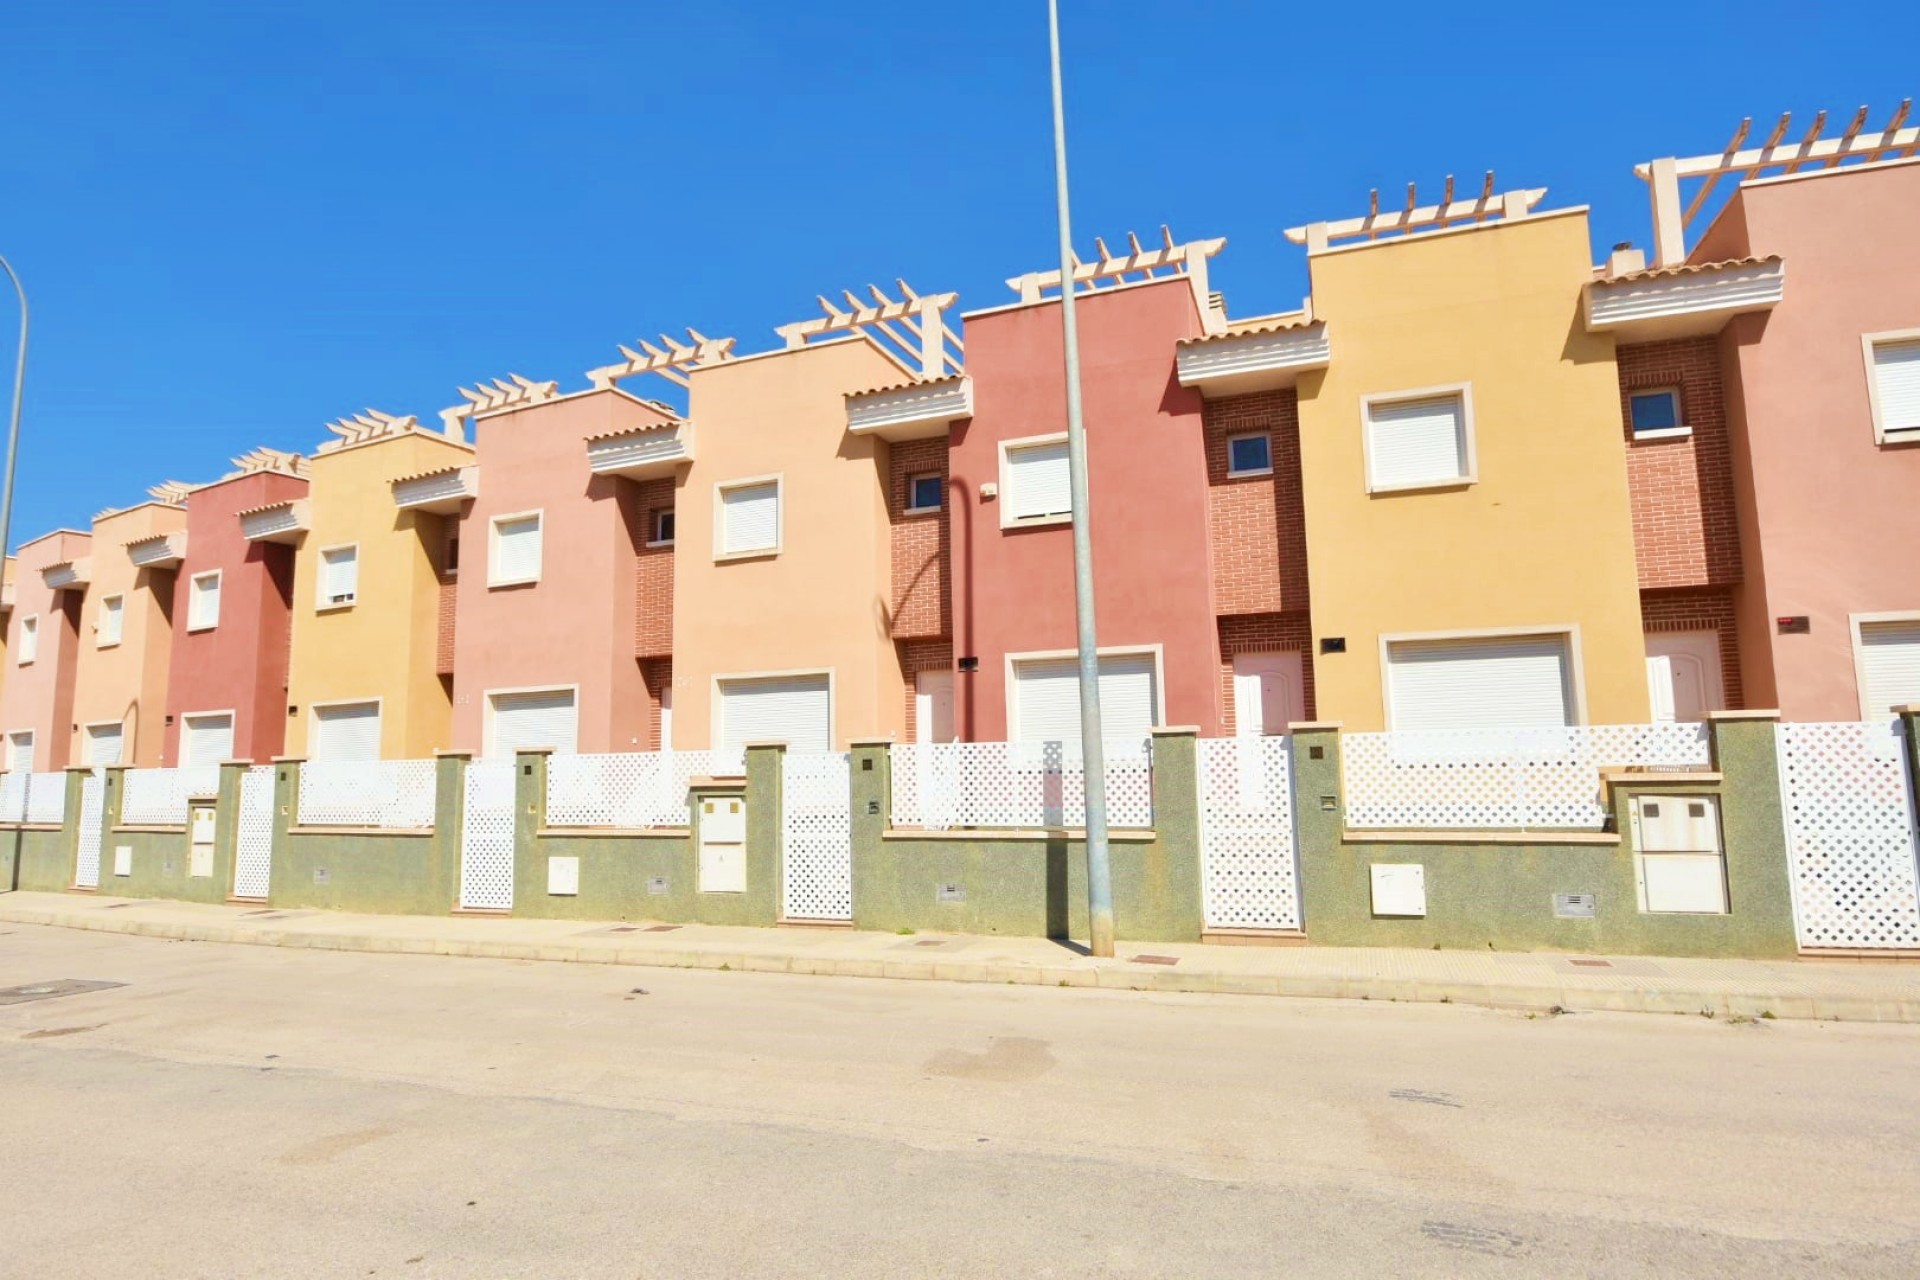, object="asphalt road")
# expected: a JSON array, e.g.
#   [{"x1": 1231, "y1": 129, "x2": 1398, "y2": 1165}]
[{"x1": 1, "y1": 923, "x2": 1916, "y2": 1278}]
